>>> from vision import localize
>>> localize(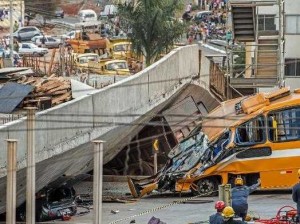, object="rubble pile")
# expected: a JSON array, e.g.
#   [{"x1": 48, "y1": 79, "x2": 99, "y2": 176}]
[{"x1": 17, "y1": 75, "x2": 72, "y2": 108}]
